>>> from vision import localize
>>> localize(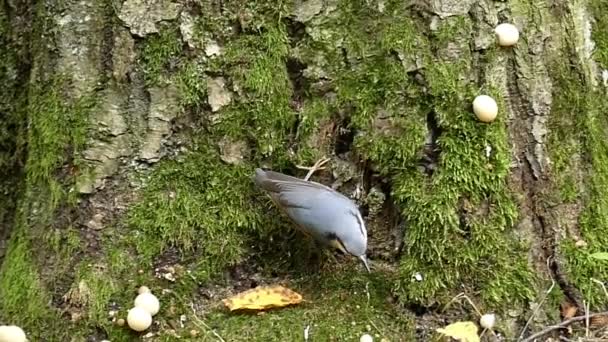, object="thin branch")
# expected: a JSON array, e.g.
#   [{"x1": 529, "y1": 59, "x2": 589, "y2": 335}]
[
  {"x1": 519, "y1": 257, "x2": 556, "y2": 340},
  {"x1": 442, "y1": 293, "x2": 482, "y2": 317},
  {"x1": 519, "y1": 311, "x2": 608, "y2": 342},
  {"x1": 591, "y1": 278, "x2": 608, "y2": 300},
  {"x1": 190, "y1": 303, "x2": 226, "y2": 342},
  {"x1": 584, "y1": 300, "x2": 590, "y2": 338}
]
